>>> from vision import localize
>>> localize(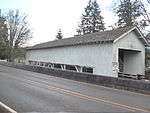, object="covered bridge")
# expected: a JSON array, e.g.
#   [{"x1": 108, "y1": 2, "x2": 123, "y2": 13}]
[{"x1": 26, "y1": 26, "x2": 147, "y2": 78}]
